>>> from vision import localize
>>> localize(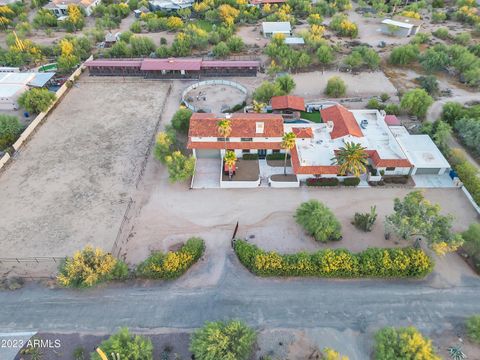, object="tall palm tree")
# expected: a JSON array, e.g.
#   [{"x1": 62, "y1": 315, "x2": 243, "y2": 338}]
[
  {"x1": 224, "y1": 150, "x2": 237, "y2": 180},
  {"x1": 217, "y1": 119, "x2": 232, "y2": 151},
  {"x1": 281, "y1": 132, "x2": 296, "y2": 176},
  {"x1": 332, "y1": 141, "x2": 368, "y2": 177}
]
